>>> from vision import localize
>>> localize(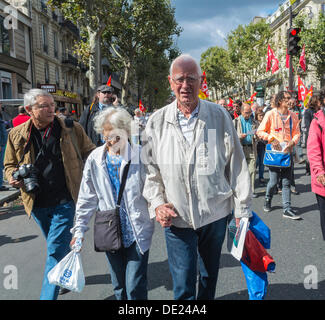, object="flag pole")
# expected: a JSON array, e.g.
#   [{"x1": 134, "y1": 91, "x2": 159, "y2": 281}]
[{"x1": 288, "y1": 5, "x2": 294, "y2": 92}]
